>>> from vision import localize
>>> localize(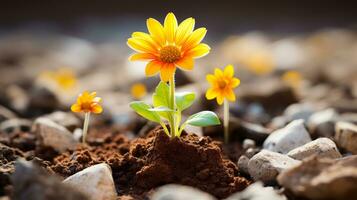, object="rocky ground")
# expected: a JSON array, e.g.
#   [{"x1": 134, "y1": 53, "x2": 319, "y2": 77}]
[{"x1": 0, "y1": 29, "x2": 357, "y2": 200}]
